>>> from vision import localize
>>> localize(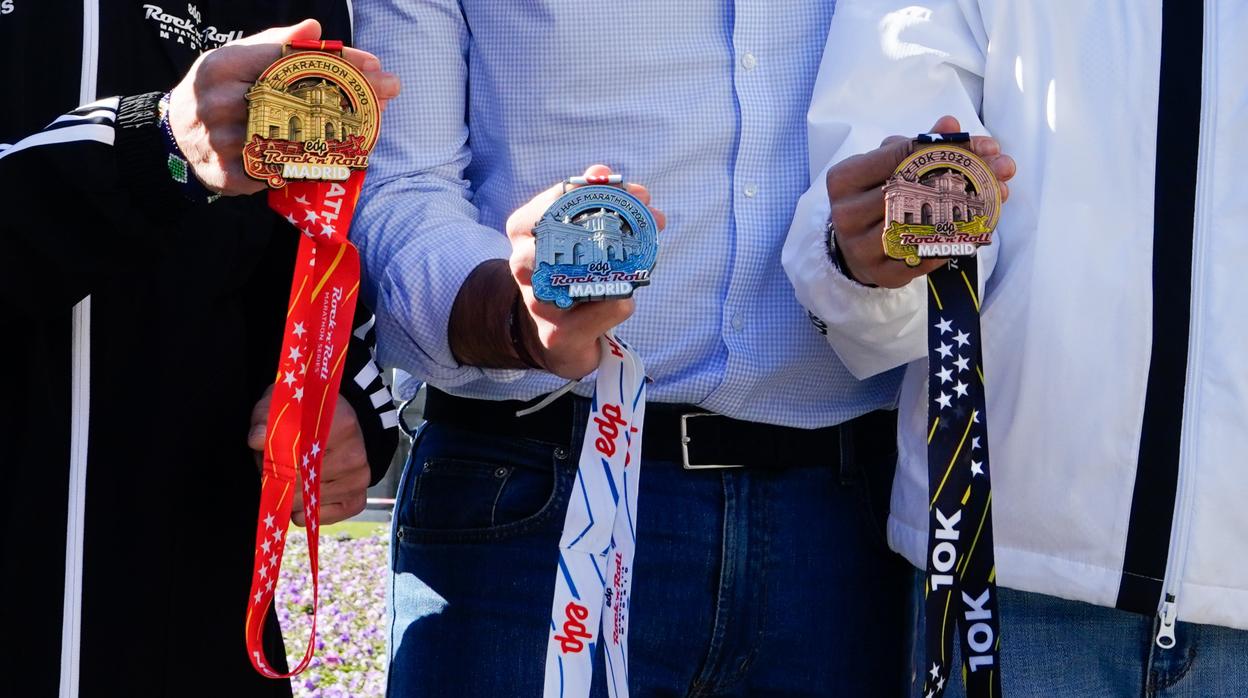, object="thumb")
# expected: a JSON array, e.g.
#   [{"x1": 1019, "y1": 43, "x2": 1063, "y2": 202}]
[
  {"x1": 928, "y1": 114, "x2": 962, "y2": 135},
  {"x1": 211, "y1": 19, "x2": 323, "y2": 81},
  {"x1": 233, "y1": 18, "x2": 322, "y2": 49},
  {"x1": 581, "y1": 163, "x2": 612, "y2": 179}
]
